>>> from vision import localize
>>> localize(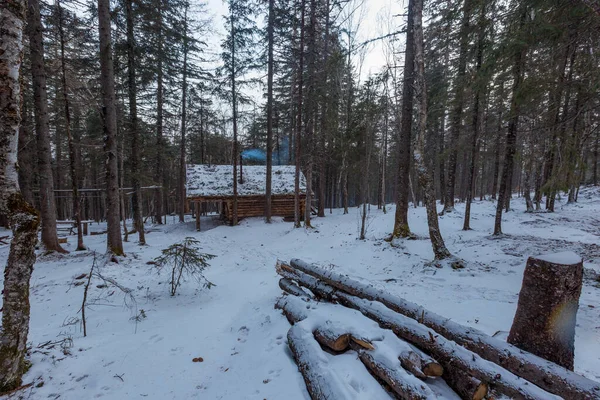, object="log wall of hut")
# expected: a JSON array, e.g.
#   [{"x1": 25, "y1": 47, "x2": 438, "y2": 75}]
[{"x1": 188, "y1": 194, "x2": 306, "y2": 224}]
